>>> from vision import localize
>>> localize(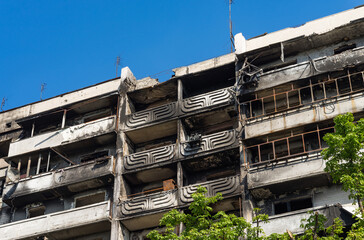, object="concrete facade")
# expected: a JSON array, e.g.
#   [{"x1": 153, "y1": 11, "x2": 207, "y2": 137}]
[{"x1": 0, "y1": 6, "x2": 363, "y2": 239}]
